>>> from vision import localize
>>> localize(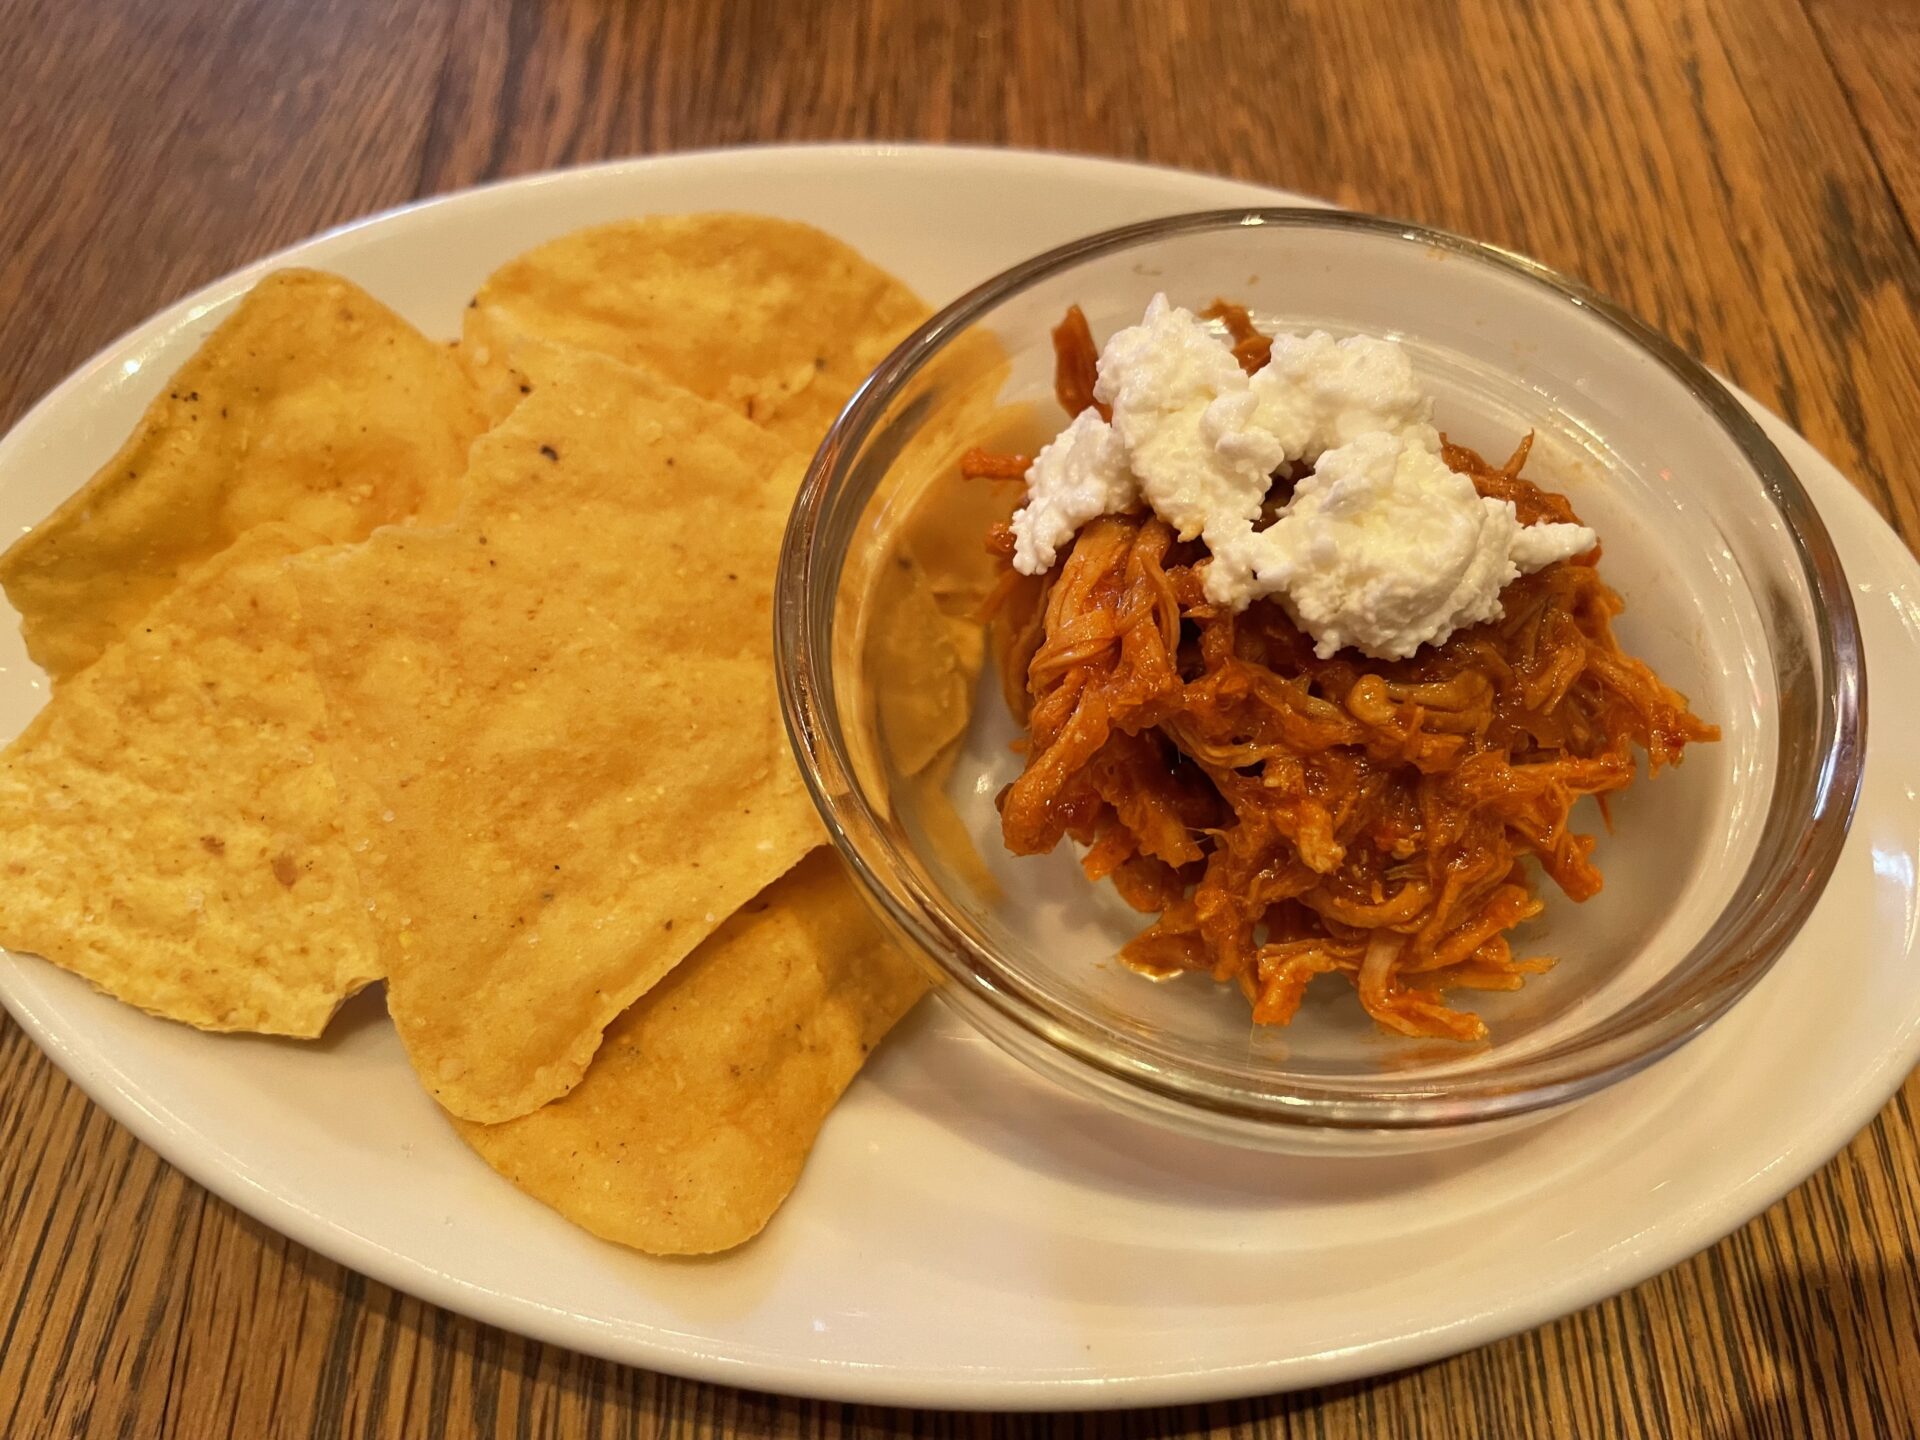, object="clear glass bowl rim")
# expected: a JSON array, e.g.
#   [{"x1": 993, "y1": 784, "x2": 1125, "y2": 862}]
[{"x1": 776, "y1": 207, "x2": 1867, "y2": 1131}]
